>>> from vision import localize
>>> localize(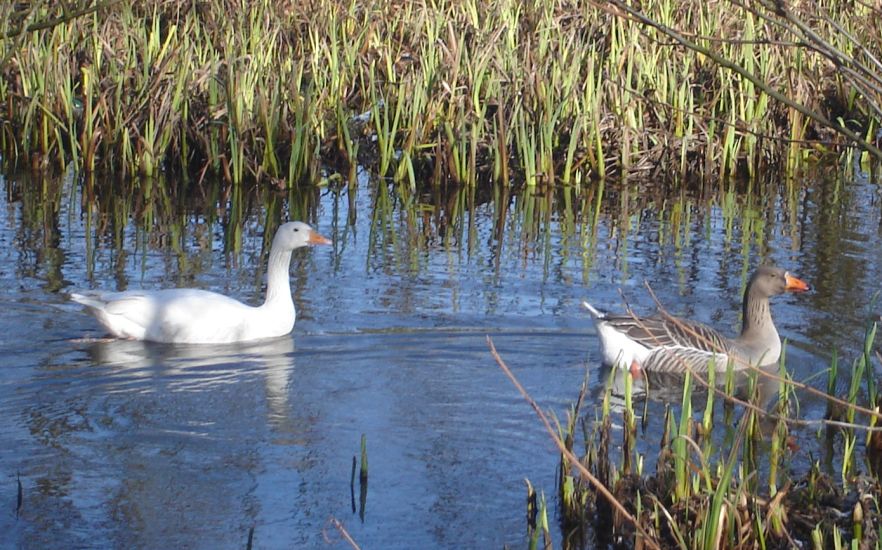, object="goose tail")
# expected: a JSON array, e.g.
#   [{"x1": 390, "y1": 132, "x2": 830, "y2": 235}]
[
  {"x1": 581, "y1": 300, "x2": 605, "y2": 320},
  {"x1": 70, "y1": 292, "x2": 105, "y2": 310}
]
